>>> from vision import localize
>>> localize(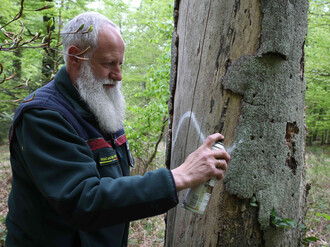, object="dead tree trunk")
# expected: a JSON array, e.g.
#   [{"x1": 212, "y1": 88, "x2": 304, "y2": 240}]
[{"x1": 165, "y1": 0, "x2": 309, "y2": 246}]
